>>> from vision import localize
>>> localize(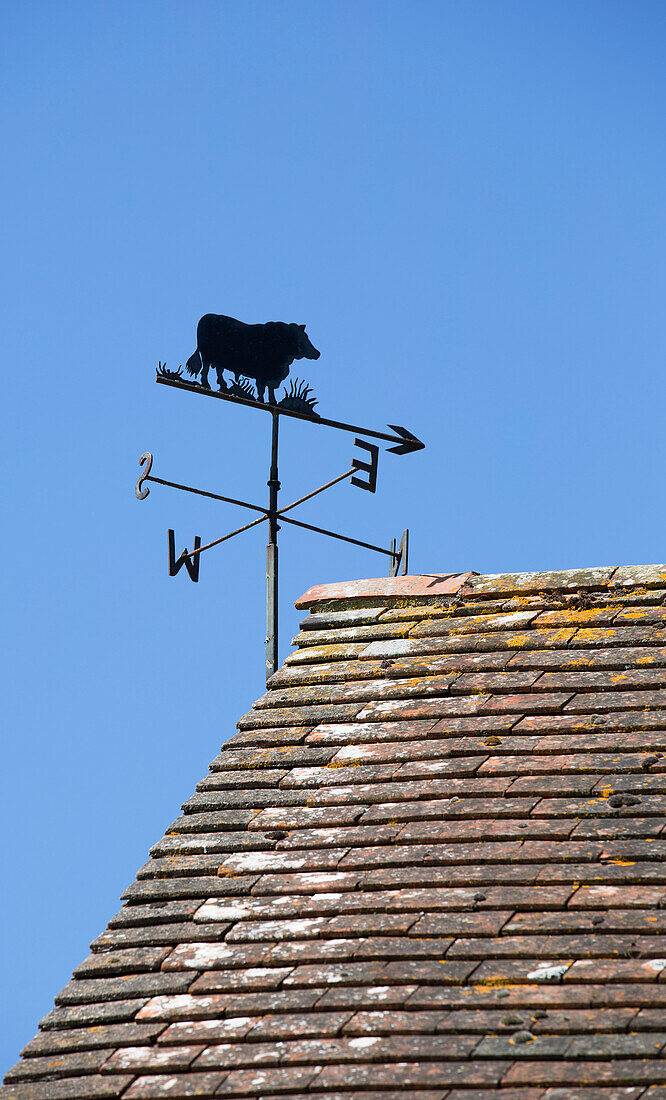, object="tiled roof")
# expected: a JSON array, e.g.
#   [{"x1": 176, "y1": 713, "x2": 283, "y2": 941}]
[{"x1": 4, "y1": 563, "x2": 666, "y2": 1100}]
